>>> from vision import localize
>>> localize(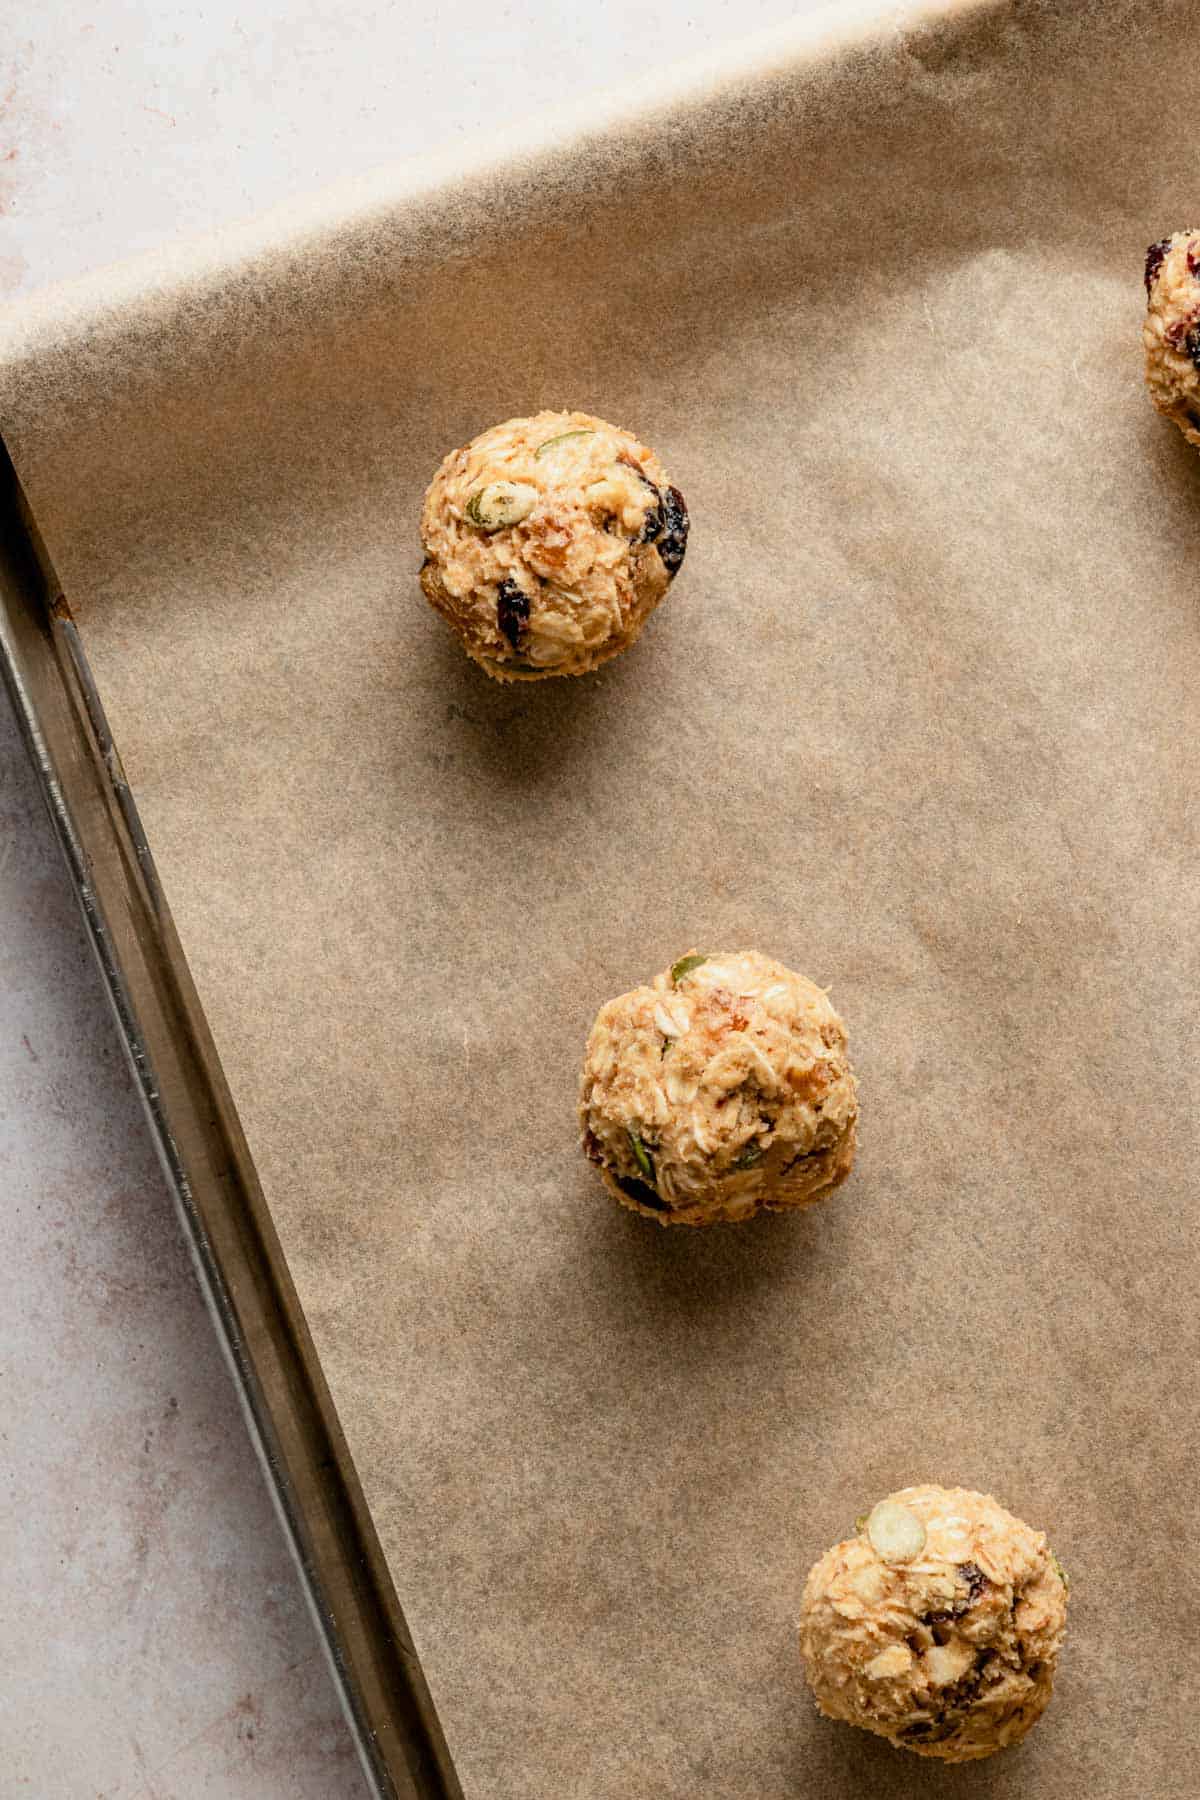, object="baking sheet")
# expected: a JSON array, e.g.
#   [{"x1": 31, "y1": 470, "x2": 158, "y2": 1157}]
[
  {"x1": 3, "y1": 0, "x2": 1198, "y2": 1793},
  {"x1": 0, "y1": 460, "x2": 455, "y2": 1800}
]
